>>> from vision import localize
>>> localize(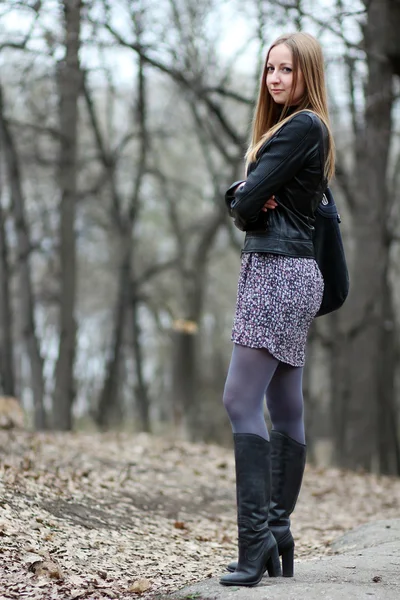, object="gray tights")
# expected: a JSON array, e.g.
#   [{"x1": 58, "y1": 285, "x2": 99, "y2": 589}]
[{"x1": 222, "y1": 343, "x2": 305, "y2": 443}]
